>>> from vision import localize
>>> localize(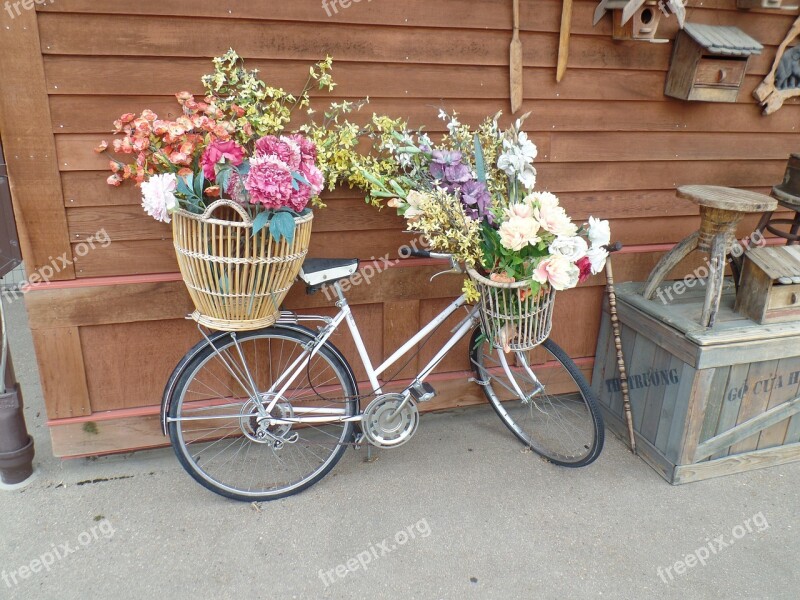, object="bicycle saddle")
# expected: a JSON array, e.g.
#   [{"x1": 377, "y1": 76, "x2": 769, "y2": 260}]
[{"x1": 299, "y1": 258, "x2": 359, "y2": 287}]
